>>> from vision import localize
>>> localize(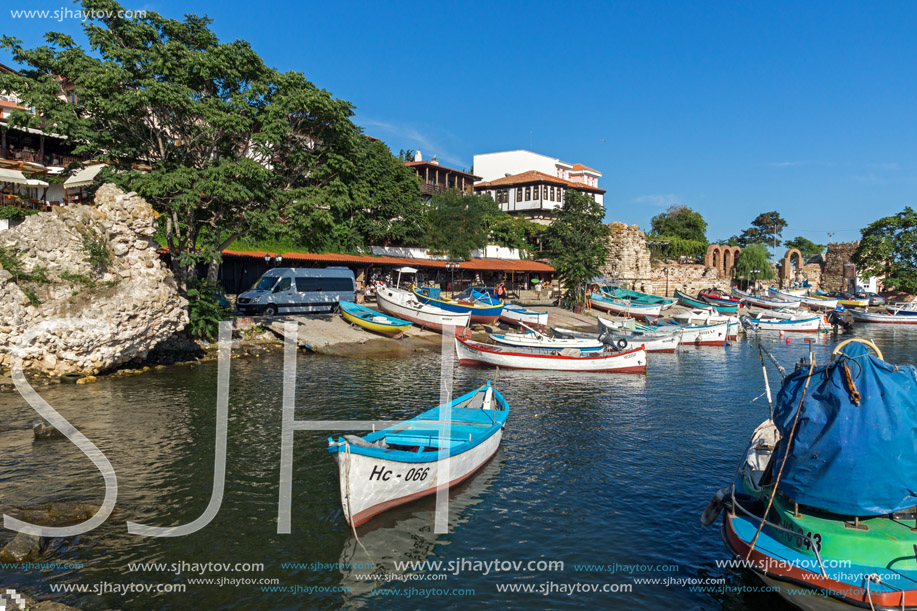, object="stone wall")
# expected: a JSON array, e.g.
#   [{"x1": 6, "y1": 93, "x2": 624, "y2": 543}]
[
  {"x1": 647, "y1": 263, "x2": 721, "y2": 297},
  {"x1": 601, "y1": 223, "x2": 652, "y2": 290},
  {"x1": 0, "y1": 184, "x2": 188, "y2": 376},
  {"x1": 821, "y1": 242, "x2": 859, "y2": 292}
]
